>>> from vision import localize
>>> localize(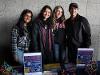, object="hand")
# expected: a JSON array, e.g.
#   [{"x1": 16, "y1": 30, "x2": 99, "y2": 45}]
[
  {"x1": 25, "y1": 48, "x2": 28, "y2": 51},
  {"x1": 14, "y1": 55, "x2": 19, "y2": 62}
]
